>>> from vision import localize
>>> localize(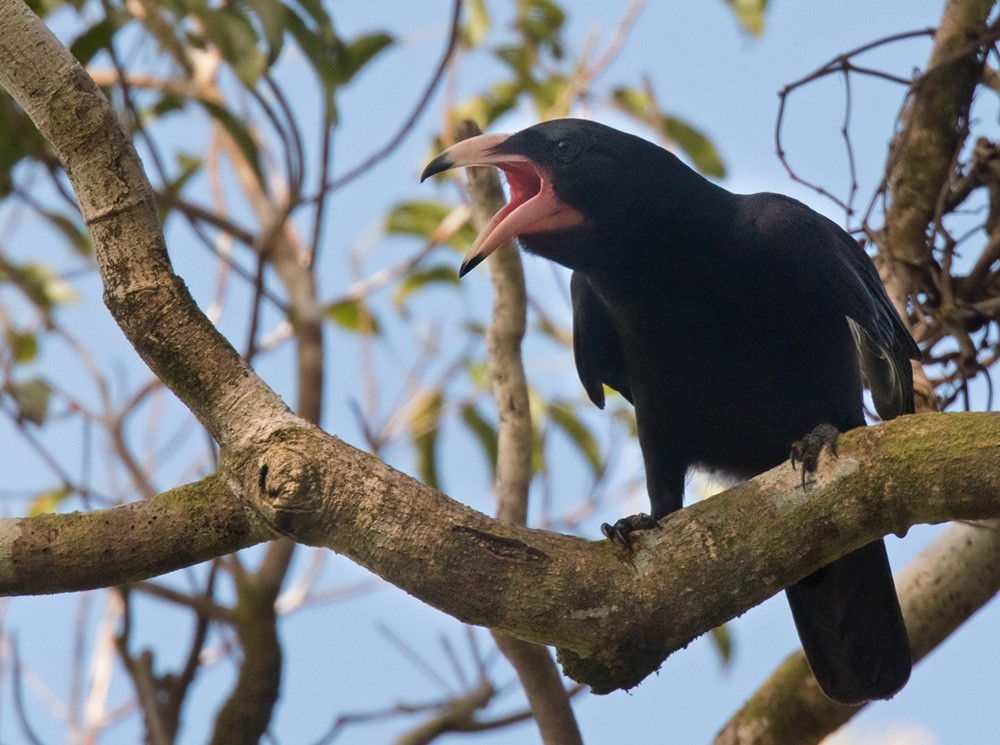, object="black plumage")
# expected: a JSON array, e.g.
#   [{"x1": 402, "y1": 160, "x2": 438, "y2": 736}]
[{"x1": 422, "y1": 118, "x2": 917, "y2": 704}]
